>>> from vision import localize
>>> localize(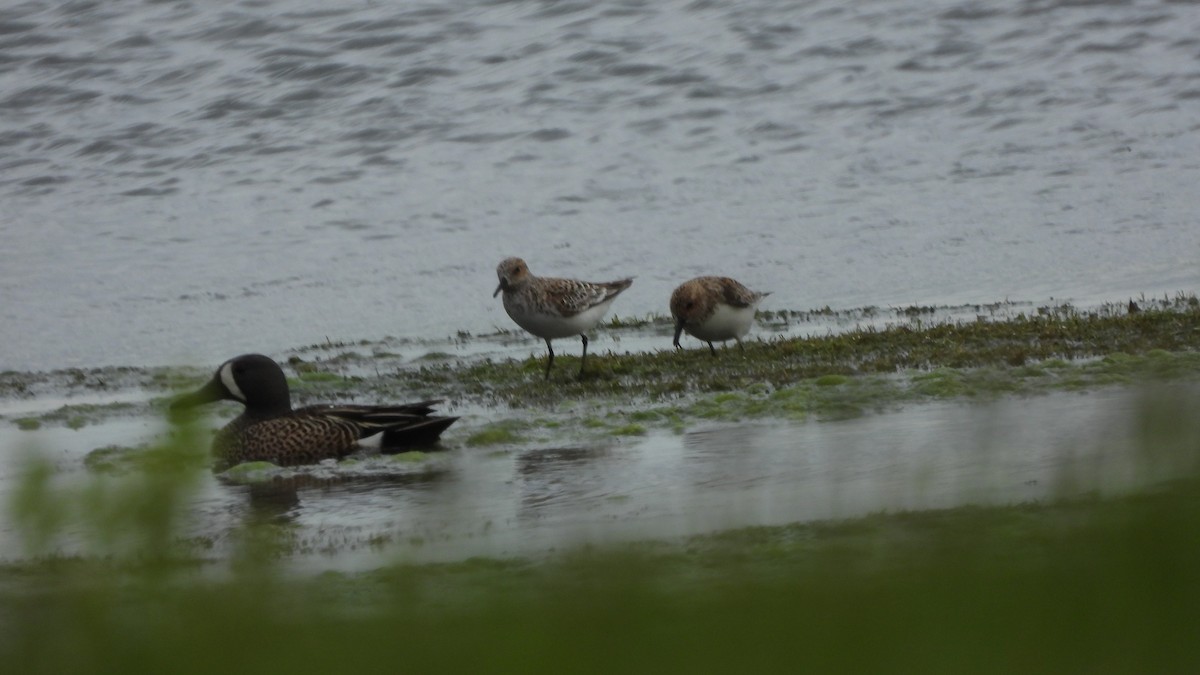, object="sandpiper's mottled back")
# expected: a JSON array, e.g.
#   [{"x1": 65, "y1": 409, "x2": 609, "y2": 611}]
[
  {"x1": 670, "y1": 276, "x2": 770, "y2": 355},
  {"x1": 493, "y1": 257, "x2": 633, "y2": 379},
  {"x1": 171, "y1": 354, "x2": 457, "y2": 470}
]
